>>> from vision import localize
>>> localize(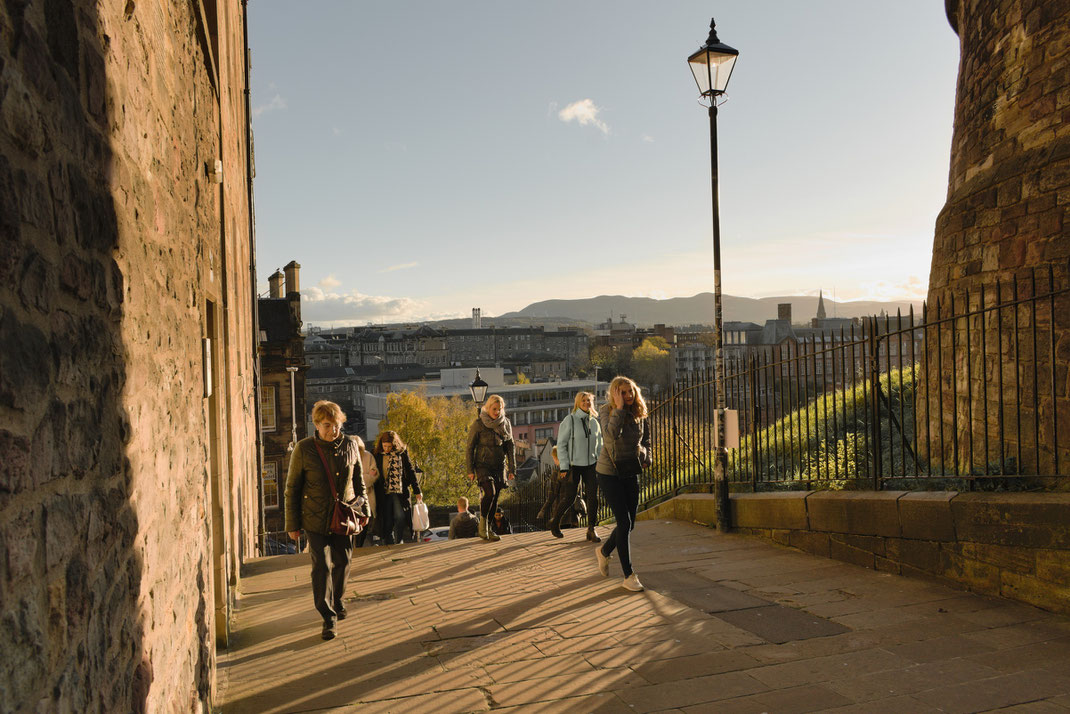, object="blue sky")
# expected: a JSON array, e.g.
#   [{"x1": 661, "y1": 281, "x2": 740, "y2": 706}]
[{"x1": 249, "y1": 1, "x2": 961, "y2": 326}]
